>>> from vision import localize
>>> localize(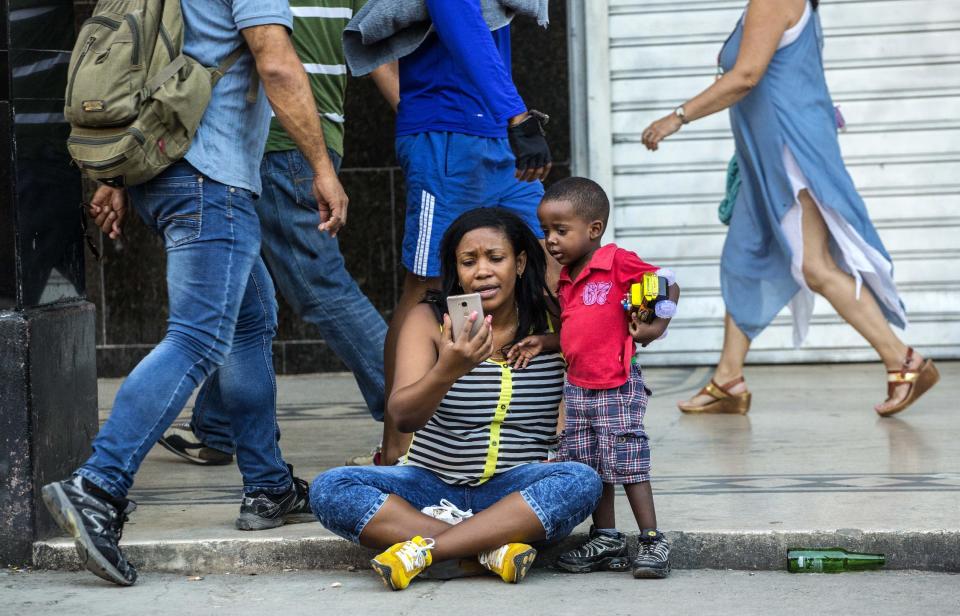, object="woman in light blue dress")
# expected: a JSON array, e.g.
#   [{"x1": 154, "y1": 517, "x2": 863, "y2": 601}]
[{"x1": 641, "y1": 0, "x2": 939, "y2": 416}]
